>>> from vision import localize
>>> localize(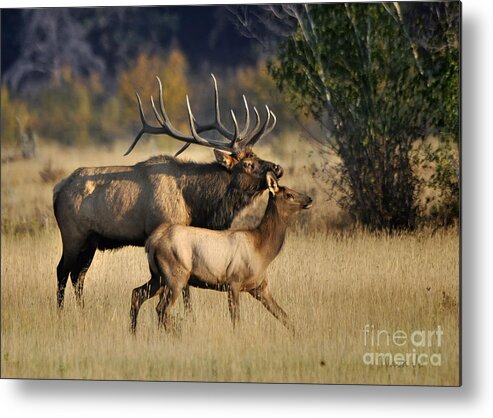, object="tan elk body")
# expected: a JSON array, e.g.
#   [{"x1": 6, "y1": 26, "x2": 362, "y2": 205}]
[{"x1": 130, "y1": 173, "x2": 312, "y2": 332}]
